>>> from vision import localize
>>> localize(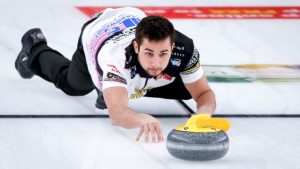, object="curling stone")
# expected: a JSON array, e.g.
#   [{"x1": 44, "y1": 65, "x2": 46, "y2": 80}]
[{"x1": 166, "y1": 114, "x2": 230, "y2": 161}]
